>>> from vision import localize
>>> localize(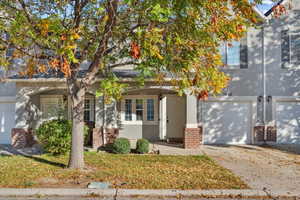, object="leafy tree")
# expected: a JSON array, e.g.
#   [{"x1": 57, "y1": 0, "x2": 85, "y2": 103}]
[{"x1": 0, "y1": 0, "x2": 265, "y2": 169}]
